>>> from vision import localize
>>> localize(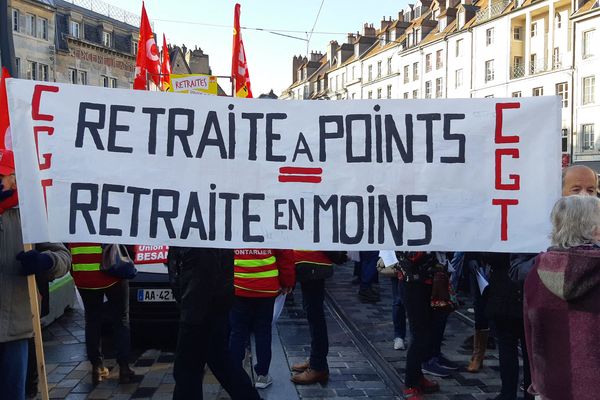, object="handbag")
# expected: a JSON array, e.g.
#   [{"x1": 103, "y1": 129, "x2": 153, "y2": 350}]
[
  {"x1": 101, "y1": 244, "x2": 137, "y2": 279},
  {"x1": 430, "y1": 270, "x2": 457, "y2": 313}
]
